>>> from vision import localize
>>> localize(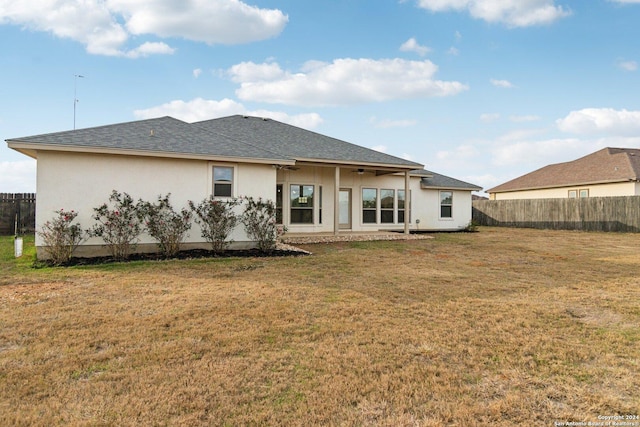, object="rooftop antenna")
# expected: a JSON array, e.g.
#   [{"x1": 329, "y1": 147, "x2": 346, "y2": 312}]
[{"x1": 73, "y1": 74, "x2": 84, "y2": 130}]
